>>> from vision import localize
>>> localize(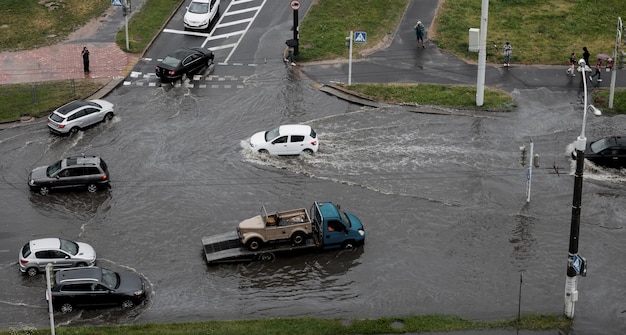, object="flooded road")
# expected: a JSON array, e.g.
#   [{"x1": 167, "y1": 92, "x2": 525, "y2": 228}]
[{"x1": 1, "y1": 63, "x2": 626, "y2": 334}]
